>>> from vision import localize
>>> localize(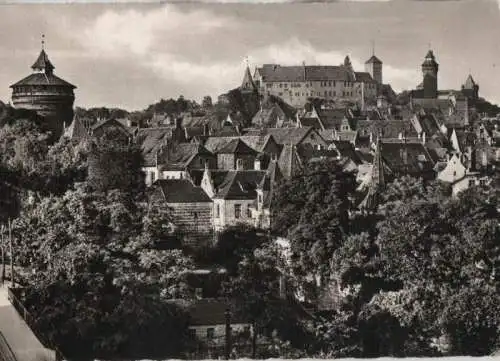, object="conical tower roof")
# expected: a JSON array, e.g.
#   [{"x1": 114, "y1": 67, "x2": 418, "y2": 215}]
[
  {"x1": 32, "y1": 49, "x2": 55, "y2": 73},
  {"x1": 422, "y1": 50, "x2": 438, "y2": 67},
  {"x1": 463, "y1": 74, "x2": 477, "y2": 89},
  {"x1": 241, "y1": 65, "x2": 256, "y2": 92}
]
